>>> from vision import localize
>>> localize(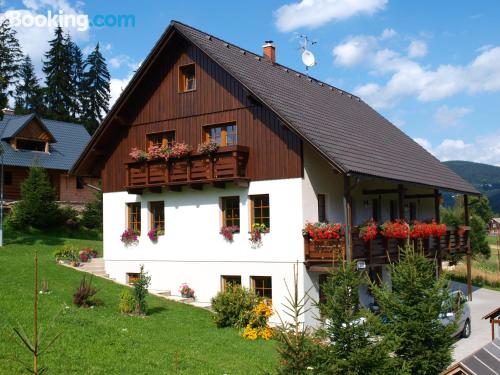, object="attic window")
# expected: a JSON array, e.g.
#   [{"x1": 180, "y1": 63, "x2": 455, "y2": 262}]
[
  {"x1": 16, "y1": 139, "x2": 47, "y2": 152},
  {"x1": 179, "y1": 64, "x2": 196, "y2": 92}
]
